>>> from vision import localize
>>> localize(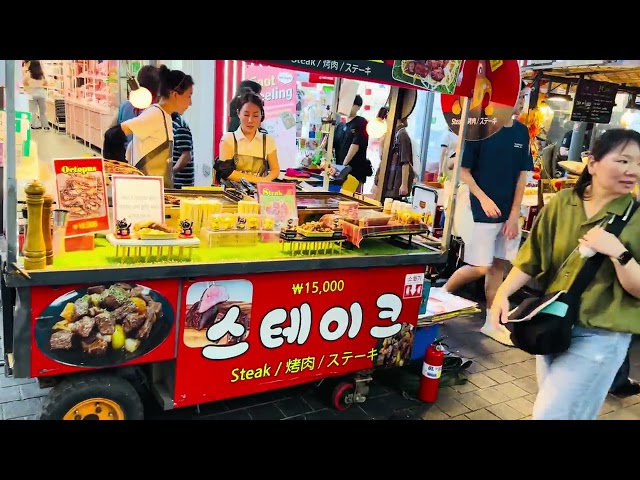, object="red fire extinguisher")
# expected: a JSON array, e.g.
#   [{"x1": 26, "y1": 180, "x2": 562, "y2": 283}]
[{"x1": 418, "y1": 339, "x2": 446, "y2": 403}]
